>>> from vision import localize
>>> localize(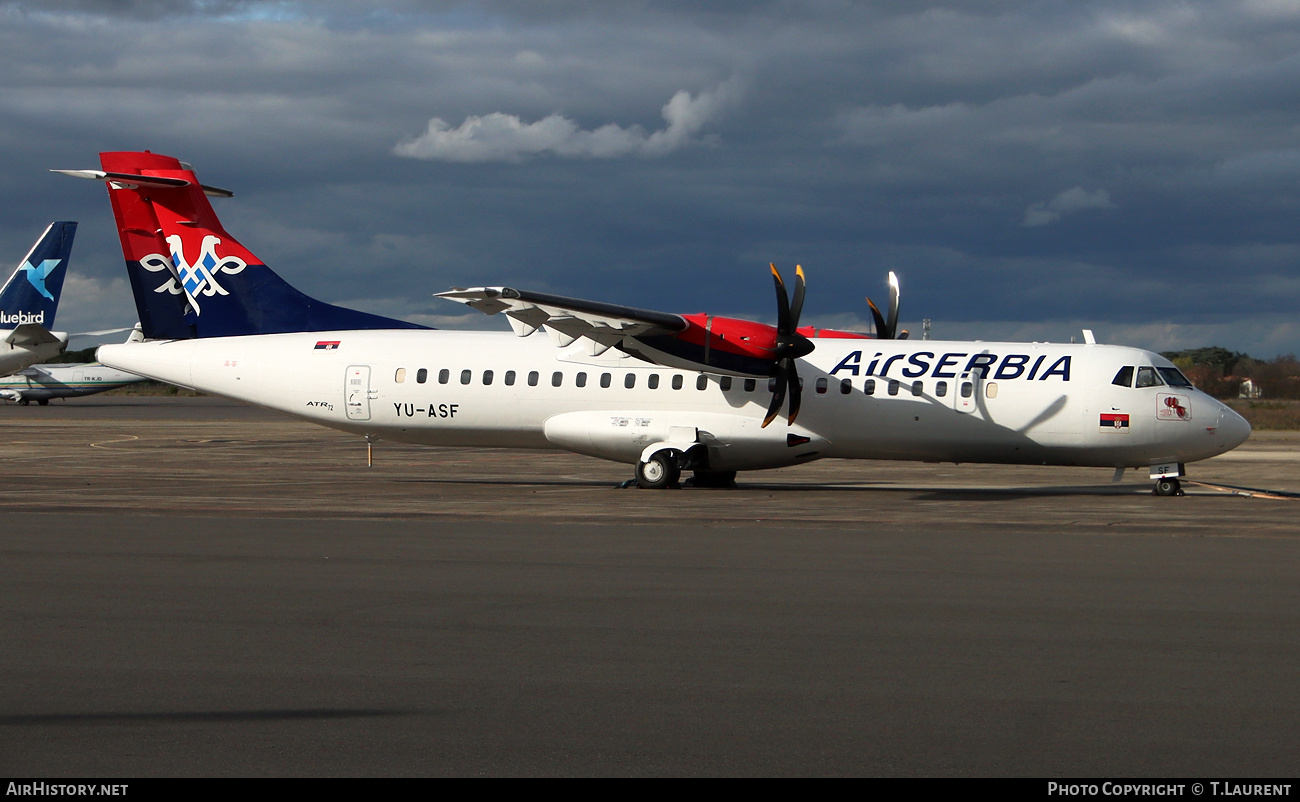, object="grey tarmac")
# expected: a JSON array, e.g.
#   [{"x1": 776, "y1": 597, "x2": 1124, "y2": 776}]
[{"x1": 1, "y1": 397, "x2": 1298, "y2": 776}]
